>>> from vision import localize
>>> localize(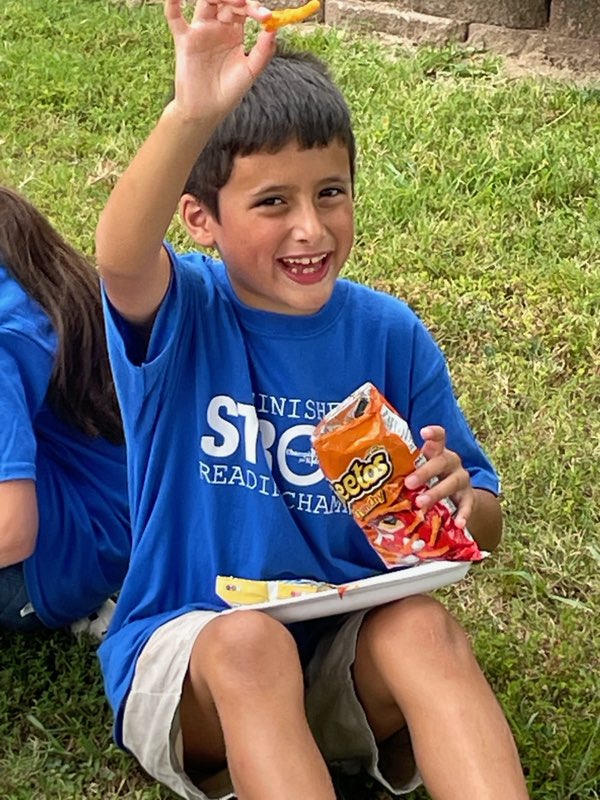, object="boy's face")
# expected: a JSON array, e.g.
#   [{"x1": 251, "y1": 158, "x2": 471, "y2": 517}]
[{"x1": 191, "y1": 140, "x2": 354, "y2": 316}]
